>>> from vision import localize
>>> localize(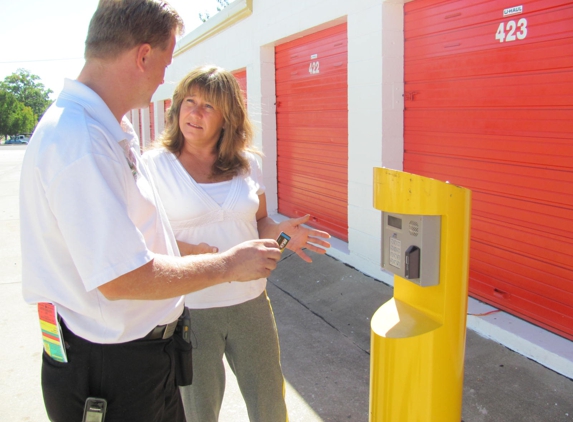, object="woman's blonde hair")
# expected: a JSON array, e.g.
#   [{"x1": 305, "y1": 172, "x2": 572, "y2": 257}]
[{"x1": 158, "y1": 65, "x2": 257, "y2": 178}]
